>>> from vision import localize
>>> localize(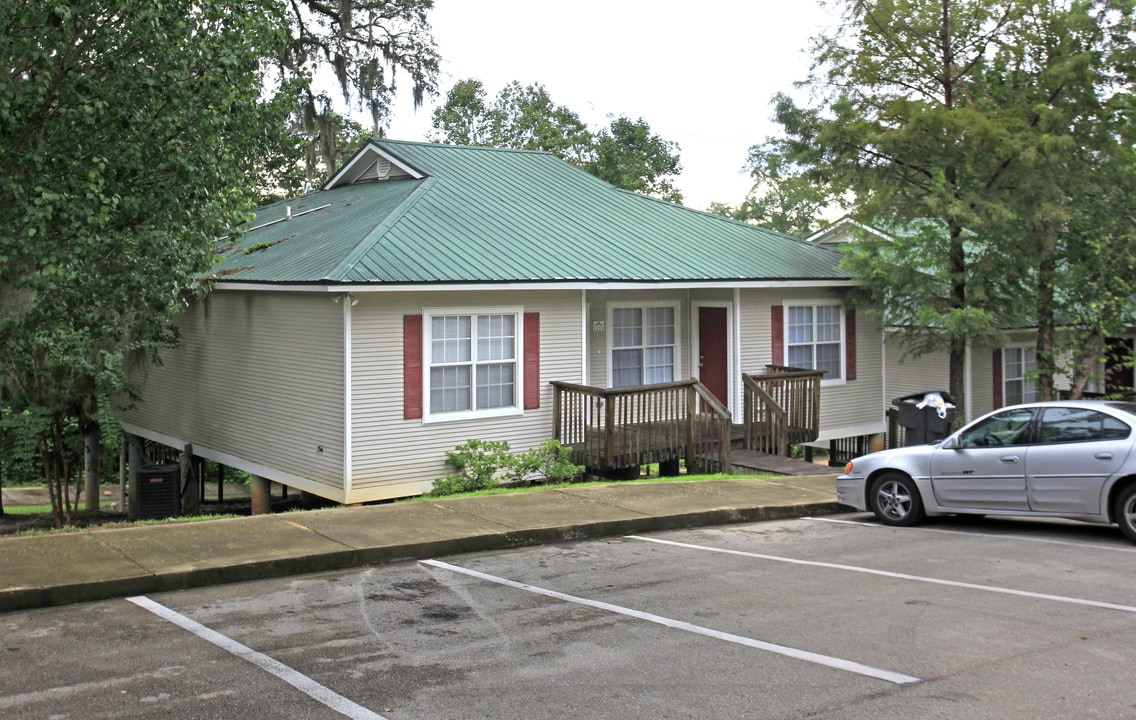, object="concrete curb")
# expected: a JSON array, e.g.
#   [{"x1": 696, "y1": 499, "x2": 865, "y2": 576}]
[{"x1": 0, "y1": 500, "x2": 841, "y2": 613}]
